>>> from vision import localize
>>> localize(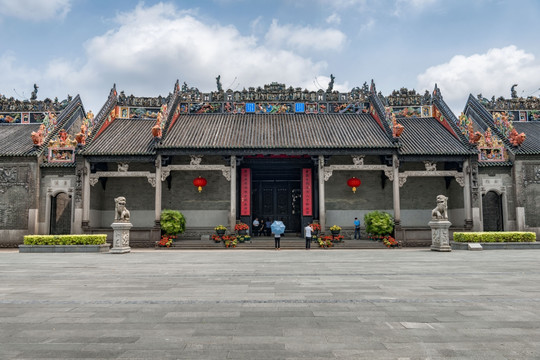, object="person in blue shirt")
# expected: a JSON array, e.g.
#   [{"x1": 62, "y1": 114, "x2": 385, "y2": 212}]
[{"x1": 354, "y1": 217, "x2": 361, "y2": 240}]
